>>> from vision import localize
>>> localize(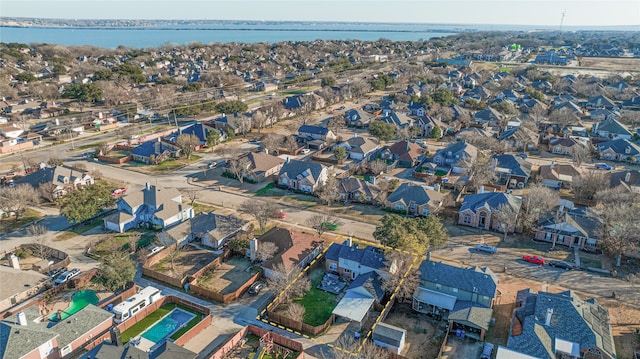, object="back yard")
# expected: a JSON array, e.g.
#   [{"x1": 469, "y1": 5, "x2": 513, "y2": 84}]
[
  {"x1": 383, "y1": 303, "x2": 446, "y2": 359},
  {"x1": 152, "y1": 246, "x2": 218, "y2": 279},
  {"x1": 196, "y1": 256, "x2": 260, "y2": 294}
]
